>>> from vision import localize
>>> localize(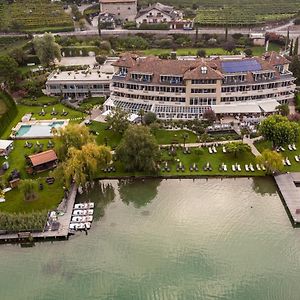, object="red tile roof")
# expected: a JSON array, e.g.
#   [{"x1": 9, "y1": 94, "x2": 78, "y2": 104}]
[
  {"x1": 264, "y1": 51, "x2": 290, "y2": 66},
  {"x1": 28, "y1": 150, "x2": 57, "y2": 167}
]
